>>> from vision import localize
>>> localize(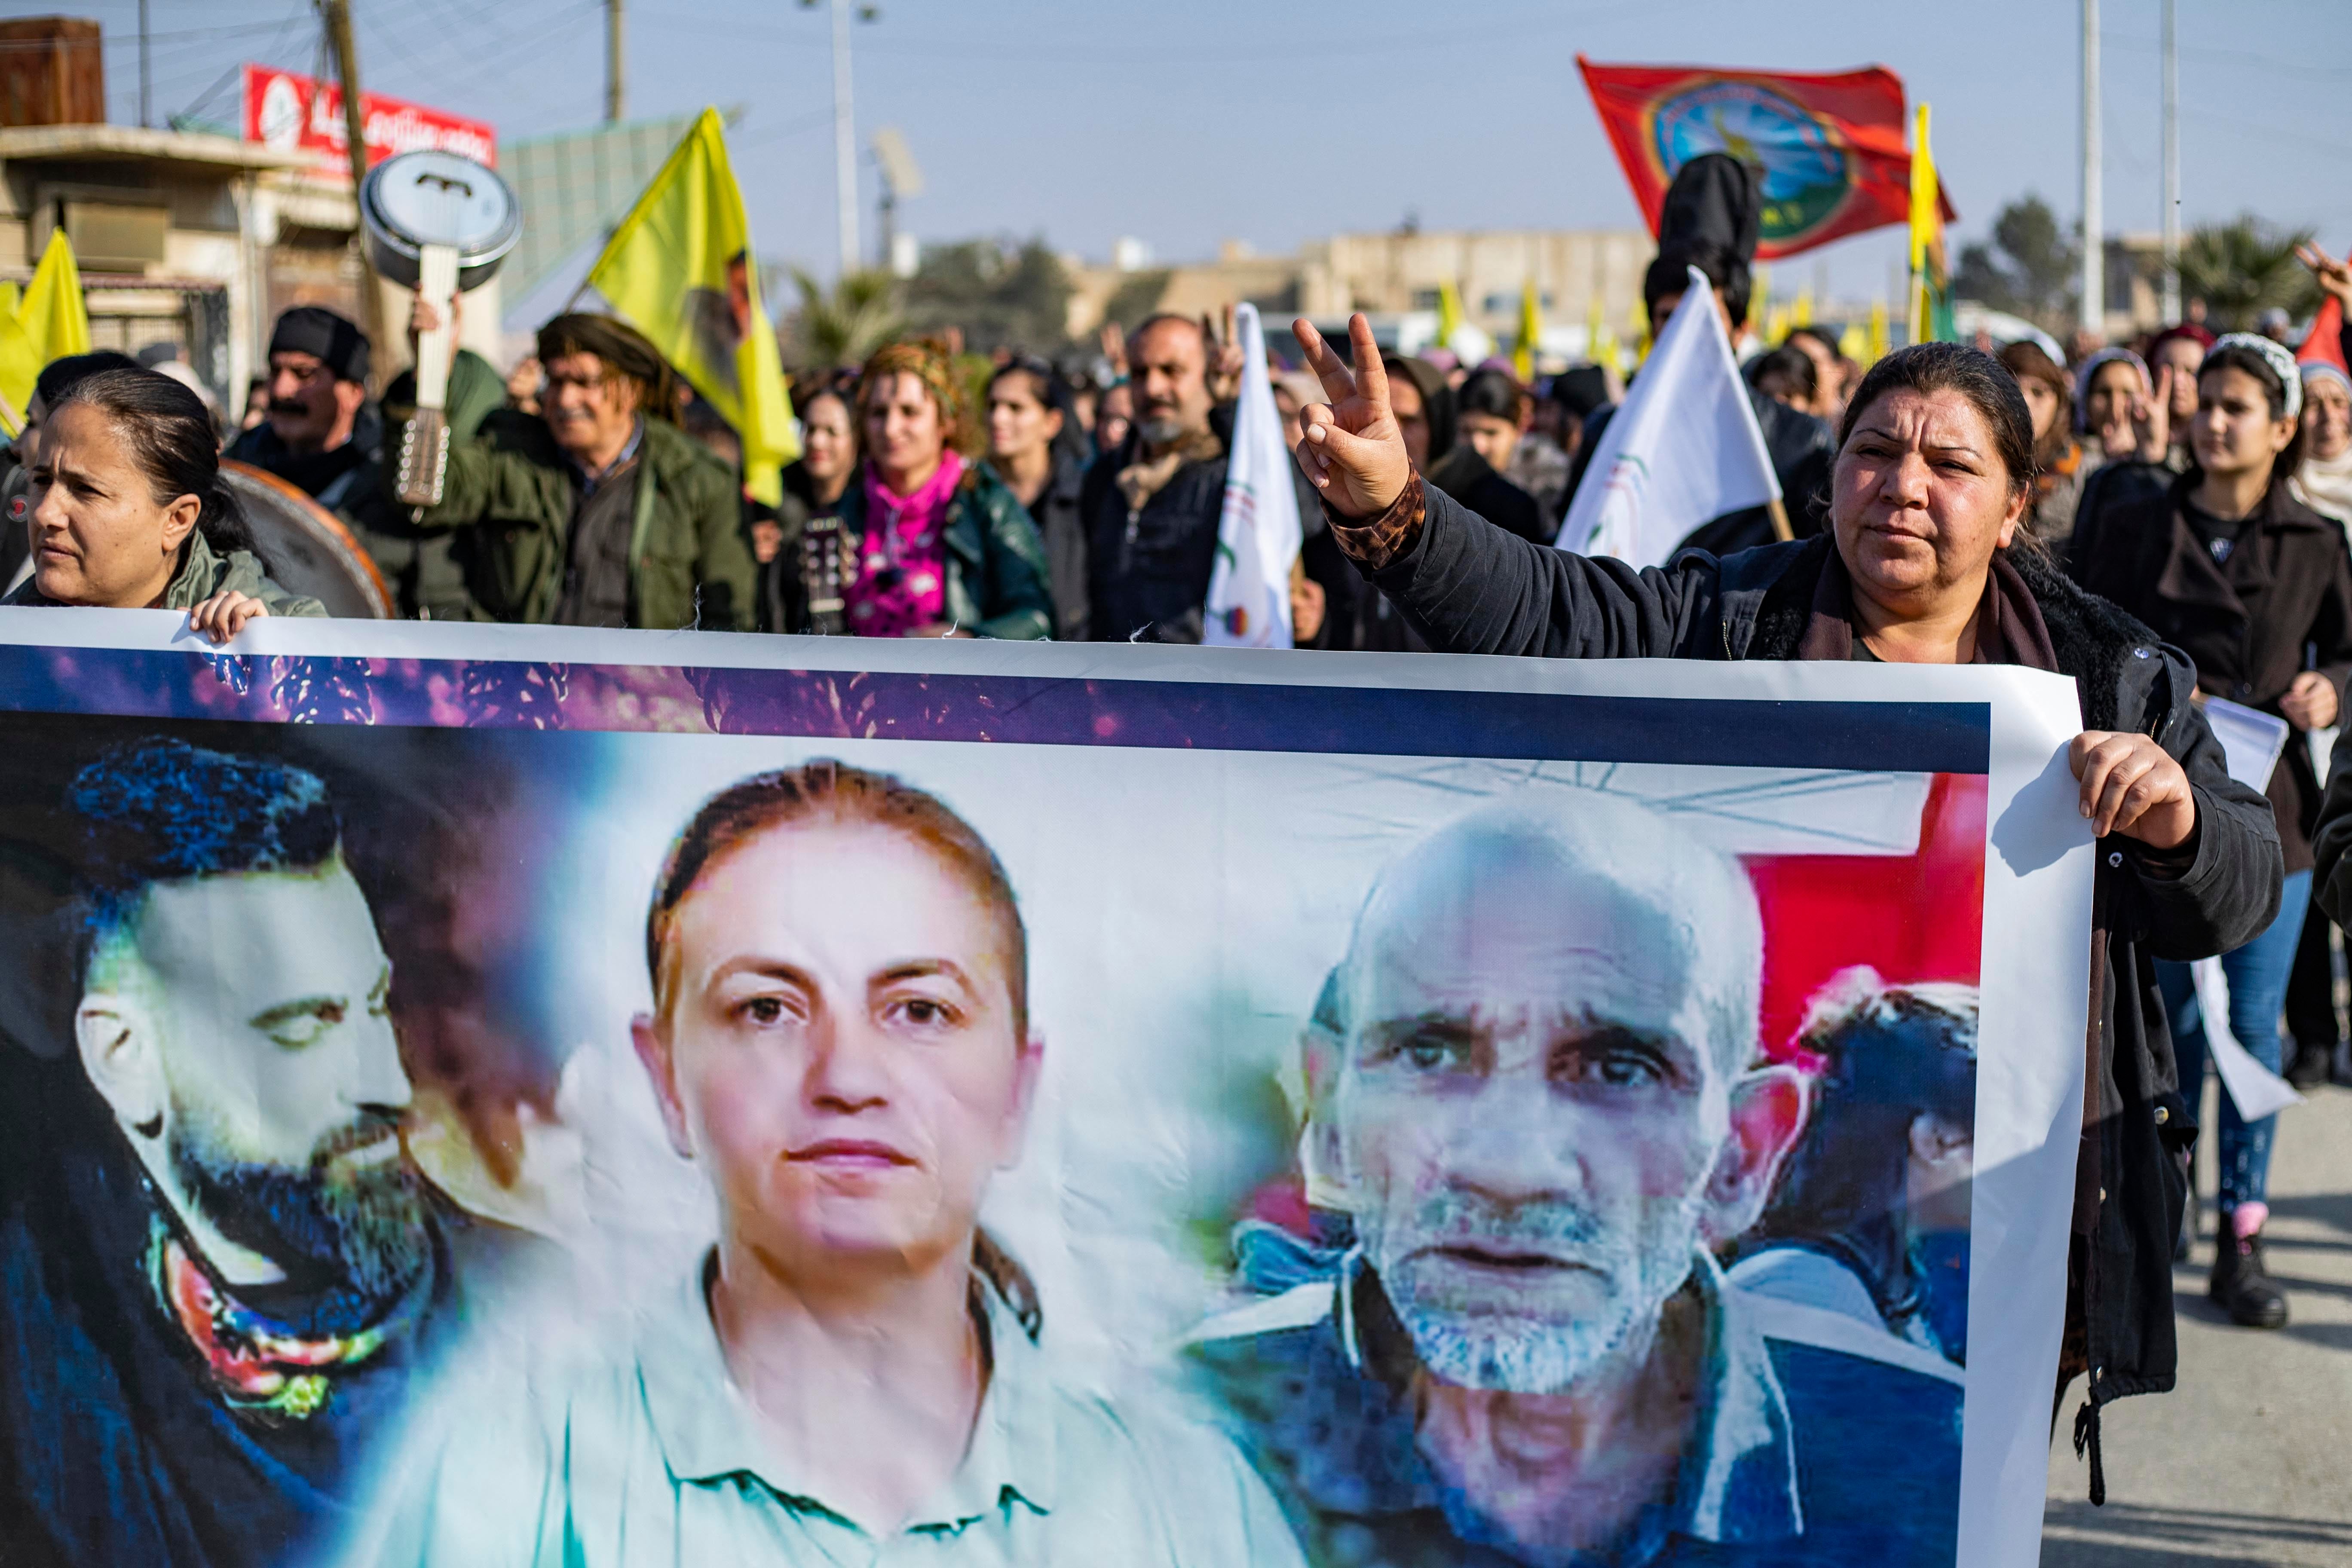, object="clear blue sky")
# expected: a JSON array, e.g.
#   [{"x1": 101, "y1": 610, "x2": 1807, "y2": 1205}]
[{"x1": 34, "y1": 0, "x2": 2352, "y2": 306}]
